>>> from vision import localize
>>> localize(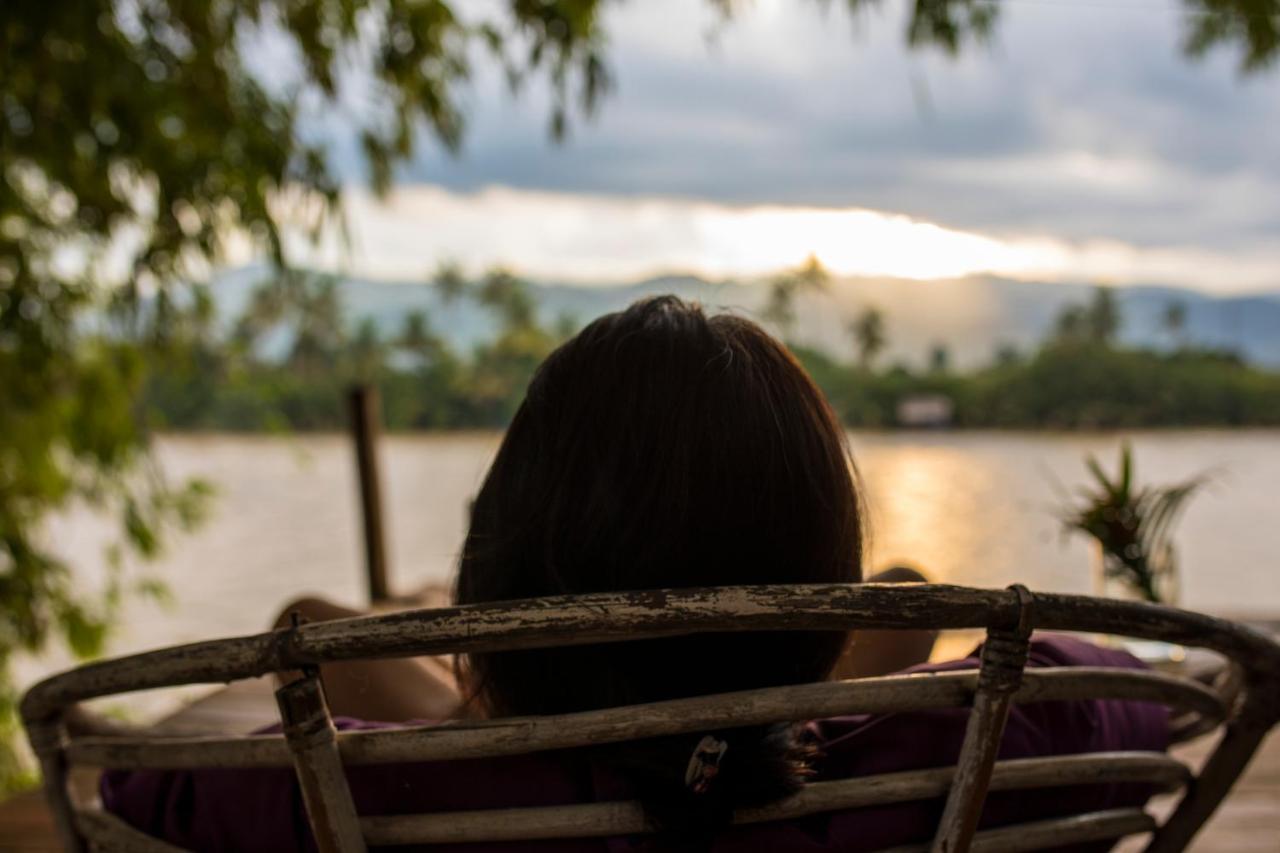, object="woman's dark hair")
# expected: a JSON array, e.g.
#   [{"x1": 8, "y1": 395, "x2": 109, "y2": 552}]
[{"x1": 454, "y1": 295, "x2": 863, "y2": 837}]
